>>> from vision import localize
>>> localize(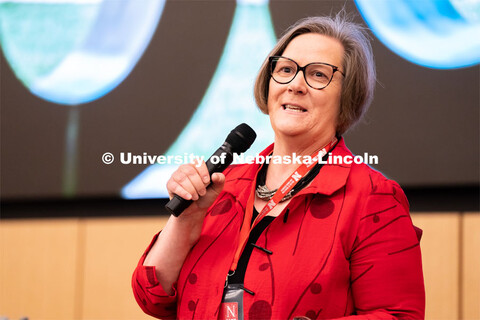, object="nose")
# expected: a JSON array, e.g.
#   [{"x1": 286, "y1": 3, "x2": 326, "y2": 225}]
[{"x1": 287, "y1": 70, "x2": 308, "y2": 94}]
